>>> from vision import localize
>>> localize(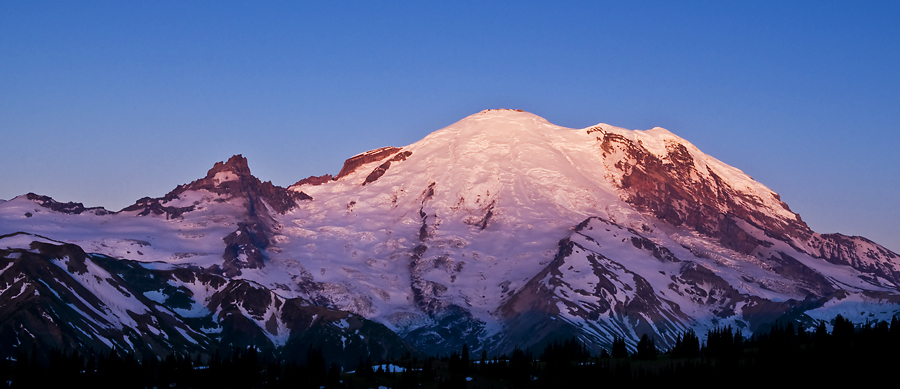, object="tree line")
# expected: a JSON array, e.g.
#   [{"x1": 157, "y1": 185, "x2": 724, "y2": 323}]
[{"x1": 3, "y1": 314, "x2": 900, "y2": 387}]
